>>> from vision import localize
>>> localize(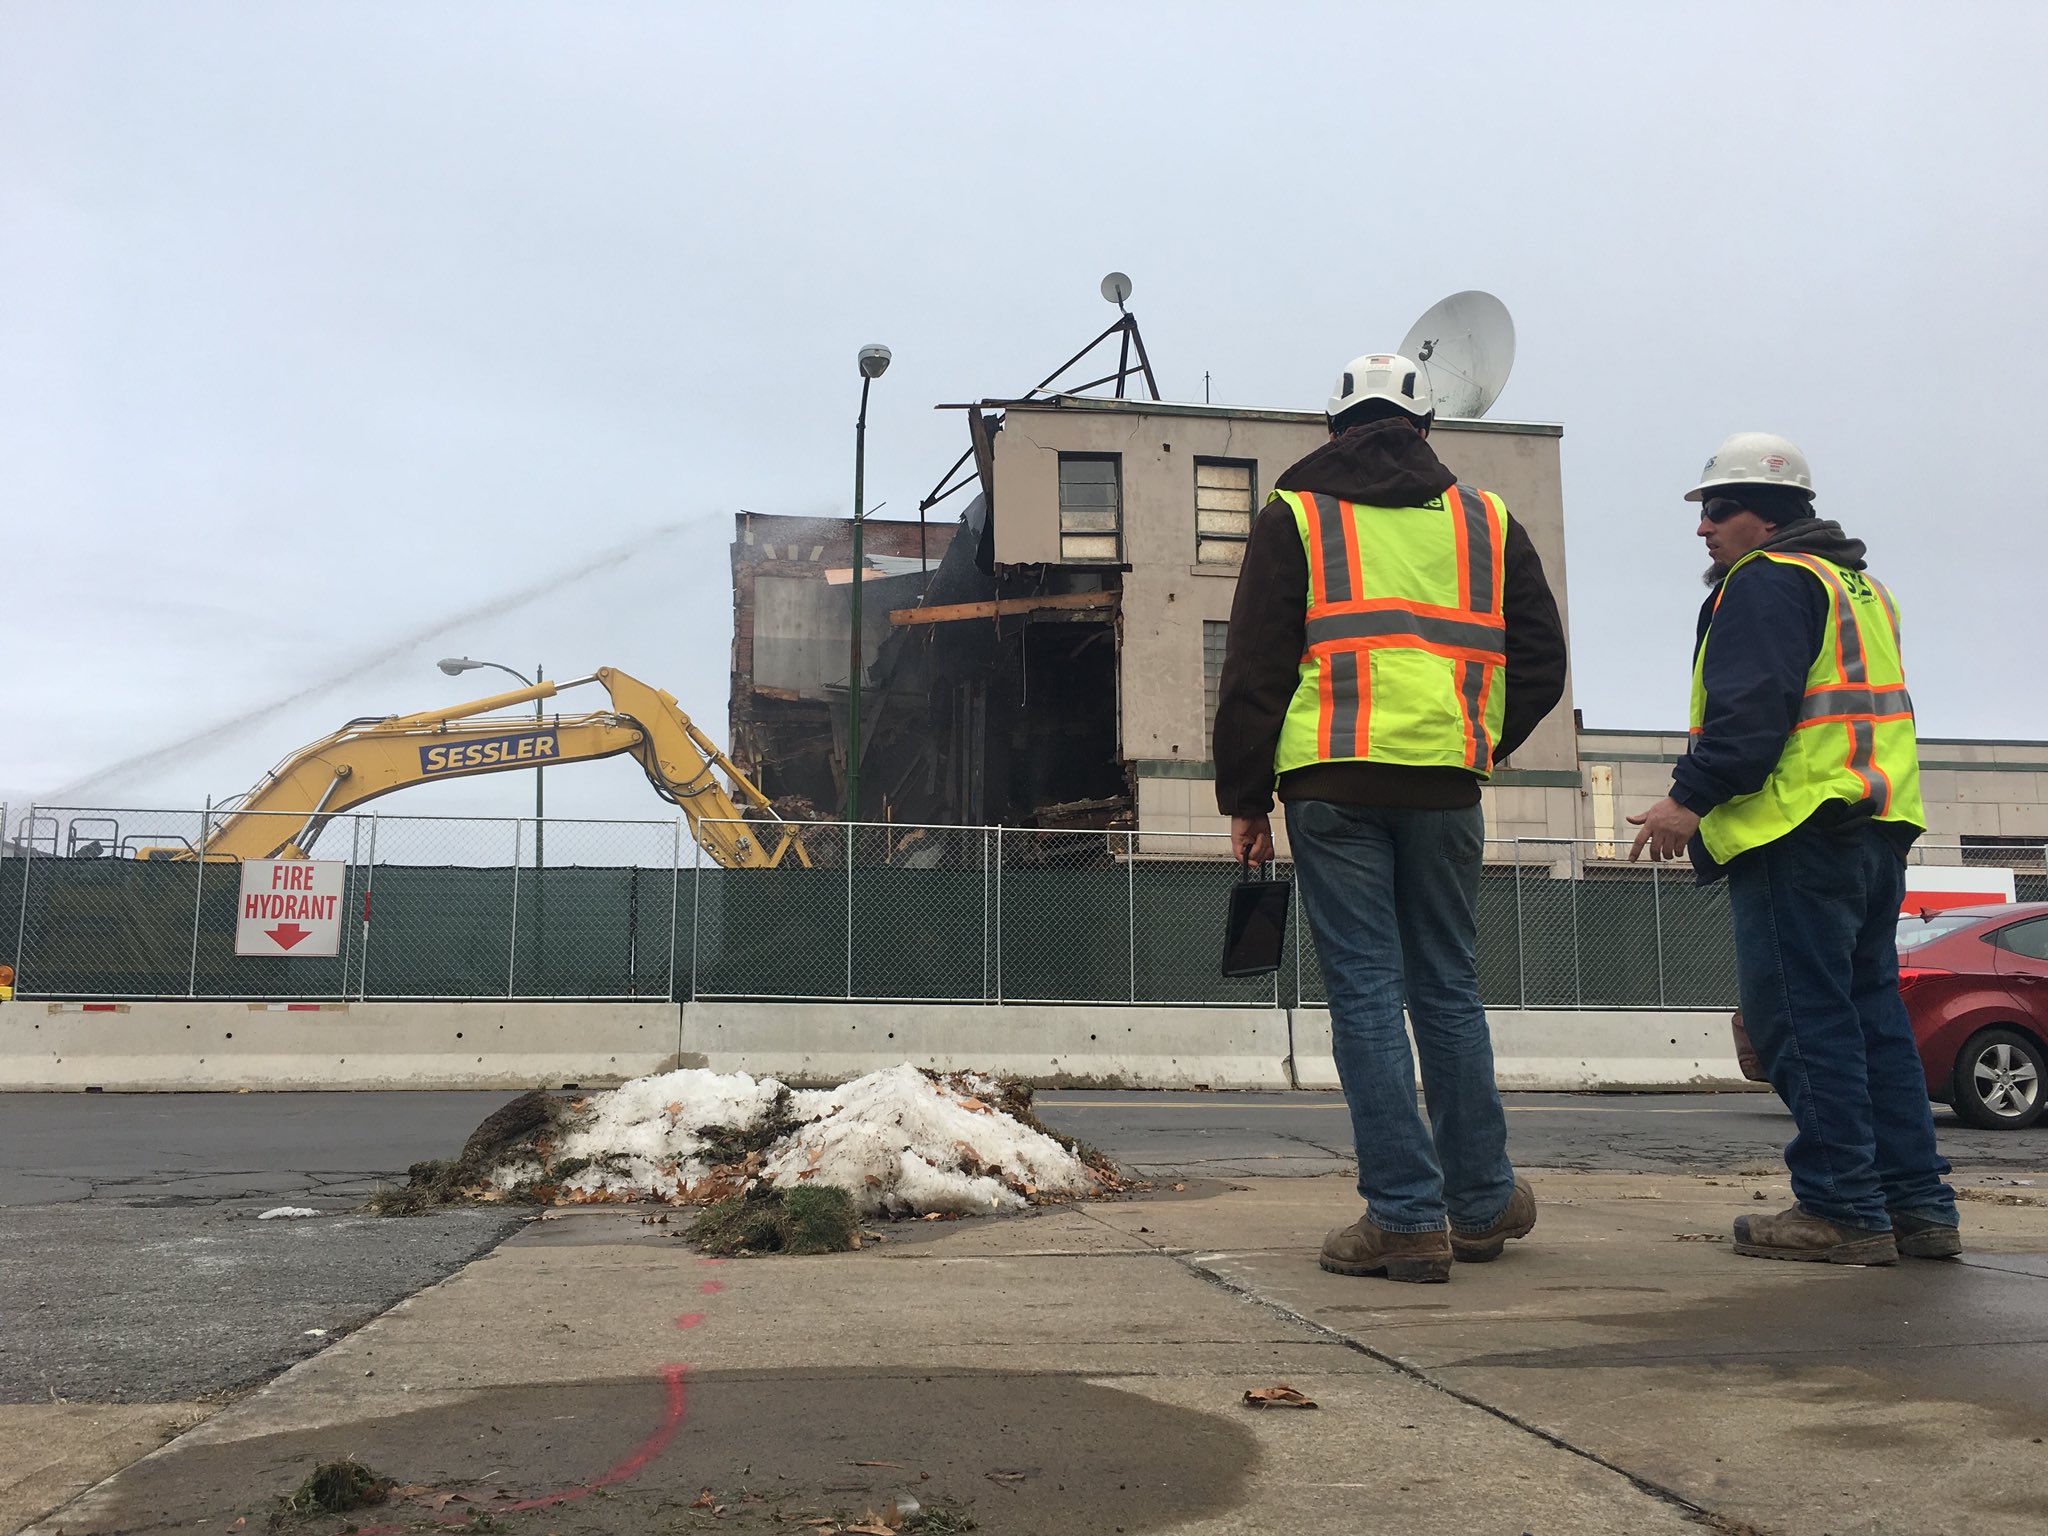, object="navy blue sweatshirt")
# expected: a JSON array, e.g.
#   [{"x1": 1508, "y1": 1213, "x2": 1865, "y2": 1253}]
[{"x1": 1671, "y1": 517, "x2": 1915, "y2": 879}]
